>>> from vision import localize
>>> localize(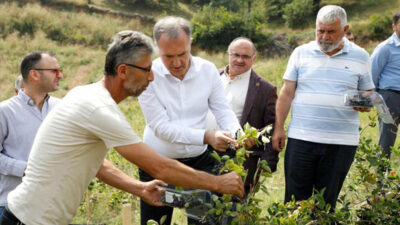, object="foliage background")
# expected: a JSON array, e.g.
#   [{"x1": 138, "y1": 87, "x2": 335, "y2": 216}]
[{"x1": 0, "y1": 0, "x2": 399, "y2": 224}]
